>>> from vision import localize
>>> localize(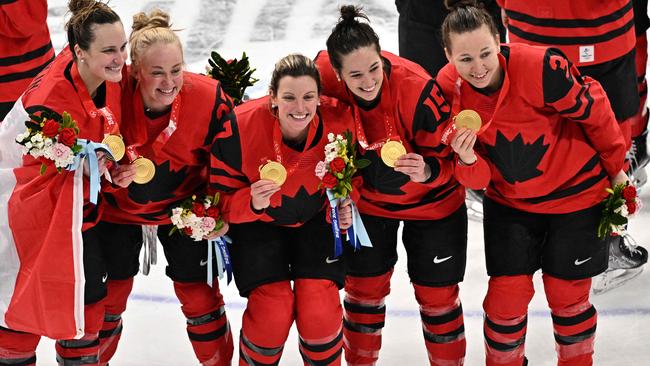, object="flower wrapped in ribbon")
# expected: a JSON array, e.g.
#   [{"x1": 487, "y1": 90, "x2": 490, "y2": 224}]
[
  {"x1": 169, "y1": 192, "x2": 232, "y2": 285},
  {"x1": 598, "y1": 182, "x2": 642, "y2": 239},
  {"x1": 316, "y1": 130, "x2": 372, "y2": 258},
  {"x1": 15, "y1": 111, "x2": 113, "y2": 204}
]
